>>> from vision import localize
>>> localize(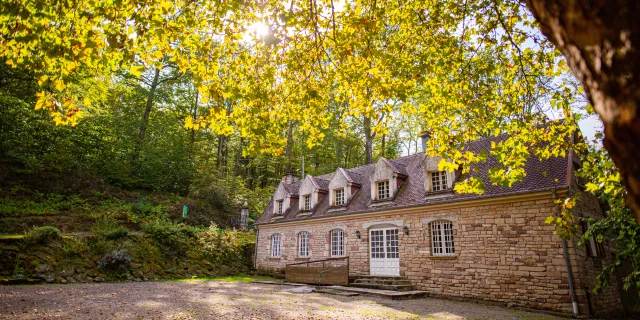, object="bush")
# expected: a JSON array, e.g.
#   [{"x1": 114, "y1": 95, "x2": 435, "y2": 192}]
[
  {"x1": 142, "y1": 220, "x2": 198, "y2": 257},
  {"x1": 23, "y1": 226, "x2": 61, "y2": 244},
  {"x1": 98, "y1": 248, "x2": 132, "y2": 273},
  {"x1": 196, "y1": 226, "x2": 255, "y2": 270},
  {"x1": 92, "y1": 220, "x2": 129, "y2": 240}
]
